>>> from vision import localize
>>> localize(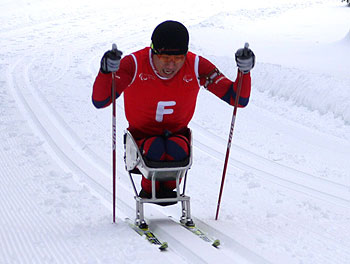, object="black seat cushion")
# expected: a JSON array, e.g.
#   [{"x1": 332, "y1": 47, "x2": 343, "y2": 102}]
[{"x1": 143, "y1": 156, "x2": 190, "y2": 168}]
